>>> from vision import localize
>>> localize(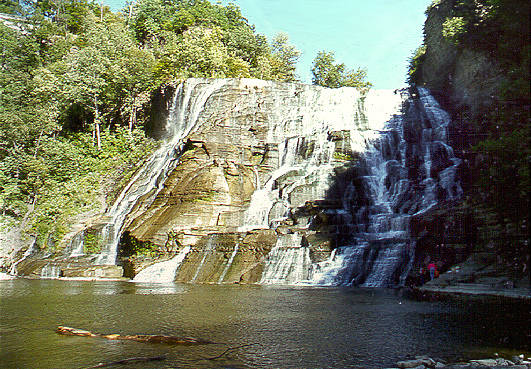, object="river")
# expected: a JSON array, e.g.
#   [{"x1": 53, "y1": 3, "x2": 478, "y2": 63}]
[{"x1": 1, "y1": 279, "x2": 529, "y2": 368}]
